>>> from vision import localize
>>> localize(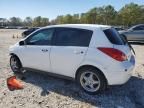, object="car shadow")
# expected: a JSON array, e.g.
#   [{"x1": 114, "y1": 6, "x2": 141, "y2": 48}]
[
  {"x1": 129, "y1": 42, "x2": 144, "y2": 45},
  {"x1": 21, "y1": 71, "x2": 144, "y2": 108}
]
